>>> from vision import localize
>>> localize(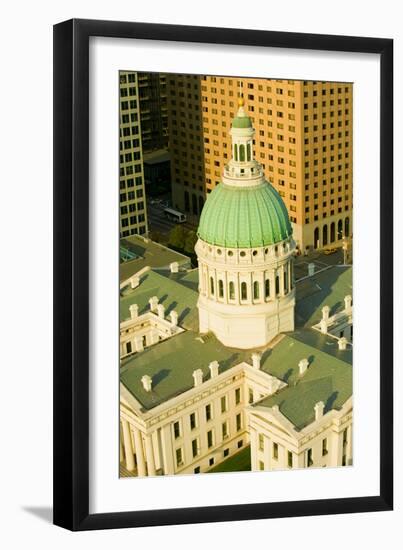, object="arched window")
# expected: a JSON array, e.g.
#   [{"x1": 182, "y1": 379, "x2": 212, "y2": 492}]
[
  {"x1": 330, "y1": 222, "x2": 335, "y2": 243},
  {"x1": 210, "y1": 277, "x2": 214, "y2": 295},
  {"x1": 313, "y1": 227, "x2": 319, "y2": 248},
  {"x1": 218, "y1": 279, "x2": 224, "y2": 298},
  {"x1": 275, "y1": 274, "x2": 280, "y2": 295},
  {"x1": 229, "y1": 281, "x2": 235, "y2": 300},
  {"x1": 337, "y1": 219, "x2": 343, "y2": 240},
  {"x1": 234, "y1": 144, "x2": 238, "y2": 161},
  {"x1": 290, "y1": 262, "x2": 294, "y2": 289},
  {"x1": 284, "y1": 270, "x2": 288, "y2": 294},
  {"x1": 241, "y1": 282, "x2": 247, "y2": 300},
  {"x1": 323, "y1": 224, "x2": 328, "y2": 246},
  {"x1": 247, "y1": 143, "x2": 251, "y2": 161},
  {"x1": 239, "y1": 144, "x2": 245, "y2": 162},
  {"x1": 253, "y1": 281, "x2": 259, "y2": 300},
  {"x1": 314, "y1": 227, "x2": 320, "y2": 249},
  {"x1": 345, "y1": 217, "x2": 350, "y2": 237},
  {"x1": 265, "y1": 279, "x2": 270, "y2": 298}
]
